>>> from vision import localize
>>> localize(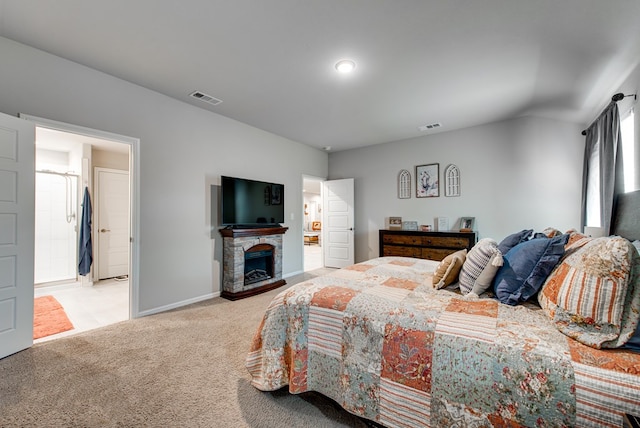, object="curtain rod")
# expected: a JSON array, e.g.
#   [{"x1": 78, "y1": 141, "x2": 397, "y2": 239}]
[{"x1": 581, "y1": 92, "x2": 637, "y2": 135}]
